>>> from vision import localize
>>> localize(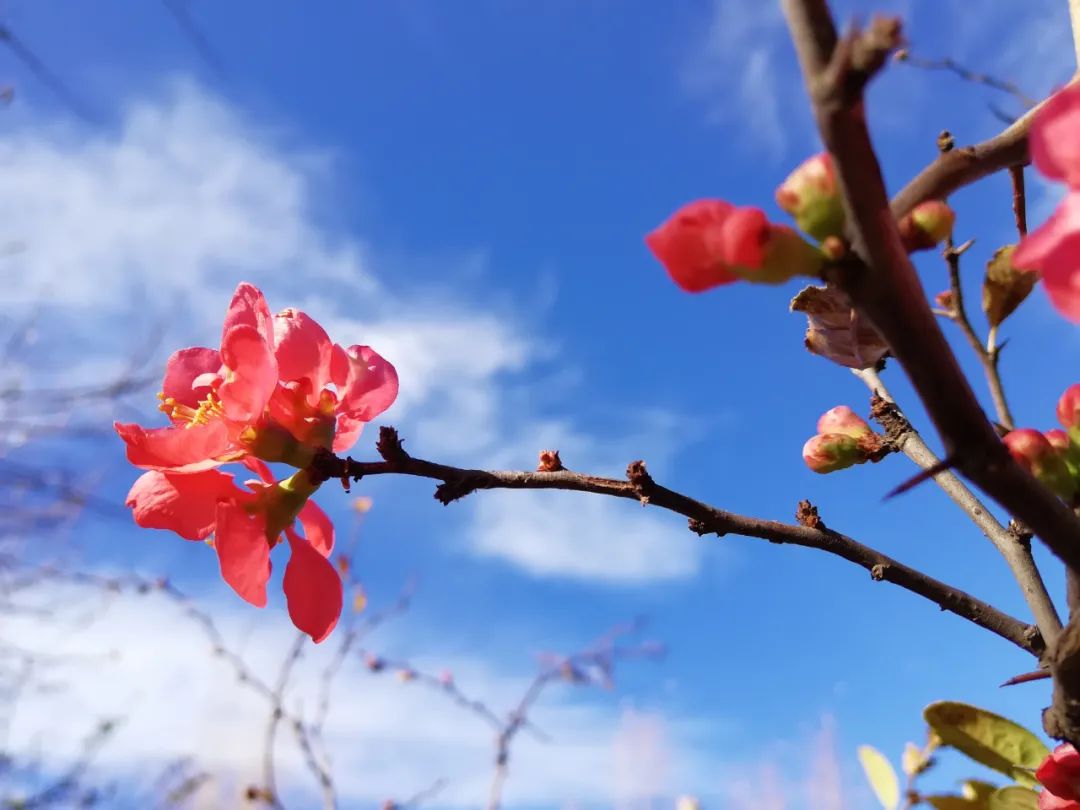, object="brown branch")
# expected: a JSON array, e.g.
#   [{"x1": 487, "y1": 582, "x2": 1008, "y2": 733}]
[
  {"x1": 308, "y1": 431, "x2": 1040, "y2": 656},
  {"x1": 857, "y1": 368, "x2": 1060, "y2": 644},
  {"x1": 780, "y1": 0, "x2": 1080, "y2": 740},
  {"x1": 1010, "y1": 165, "x2": 1028, "y2": 238}
]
